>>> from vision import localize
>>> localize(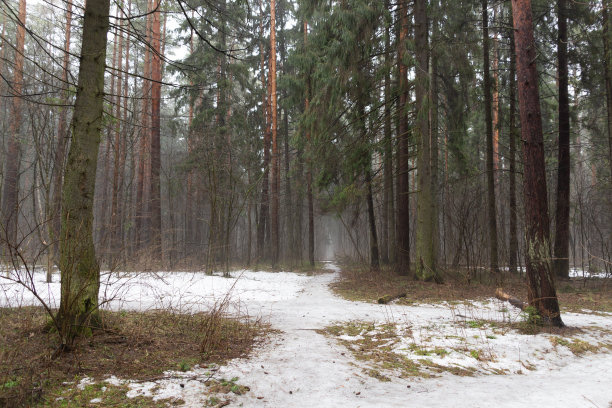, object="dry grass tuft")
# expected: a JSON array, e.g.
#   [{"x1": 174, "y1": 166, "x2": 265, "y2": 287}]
[{"x1": 0, "y1": 306, "x2": 265, "y2": 407}]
